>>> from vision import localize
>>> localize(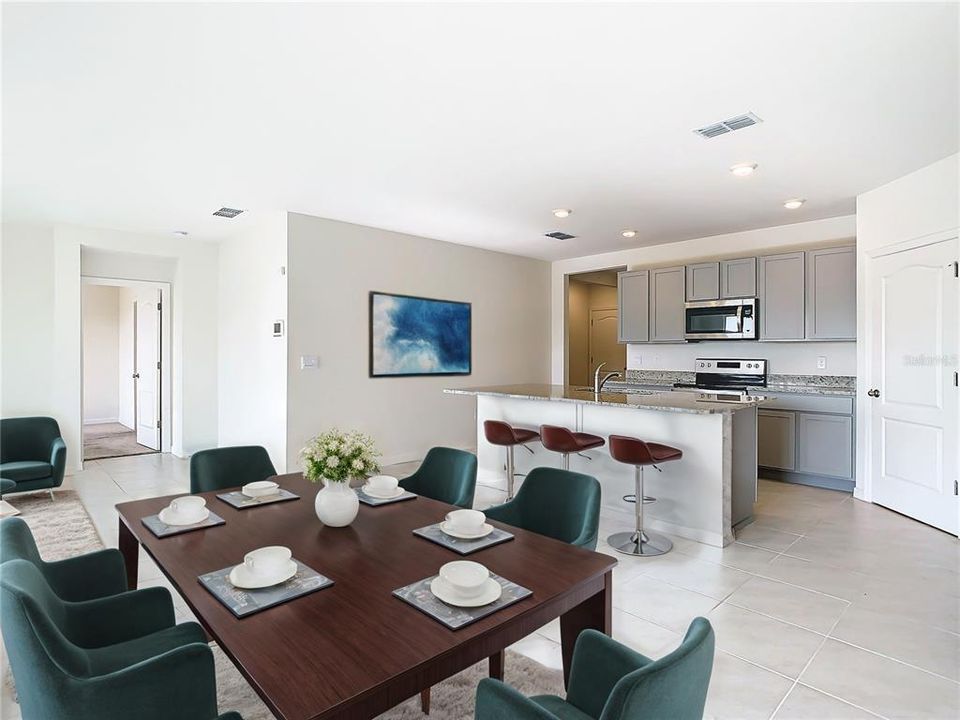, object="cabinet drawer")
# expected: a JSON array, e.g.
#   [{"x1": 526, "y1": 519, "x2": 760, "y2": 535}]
[
  {"x1": 796, "y1": 413, "x2": 853, "y2": 479},
  {"x1": 757, "y1": 410, "x2": 796, "y2": 471},
  {"x1": 758, "y1": 393, "x2": 853, "y2": 415}
]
